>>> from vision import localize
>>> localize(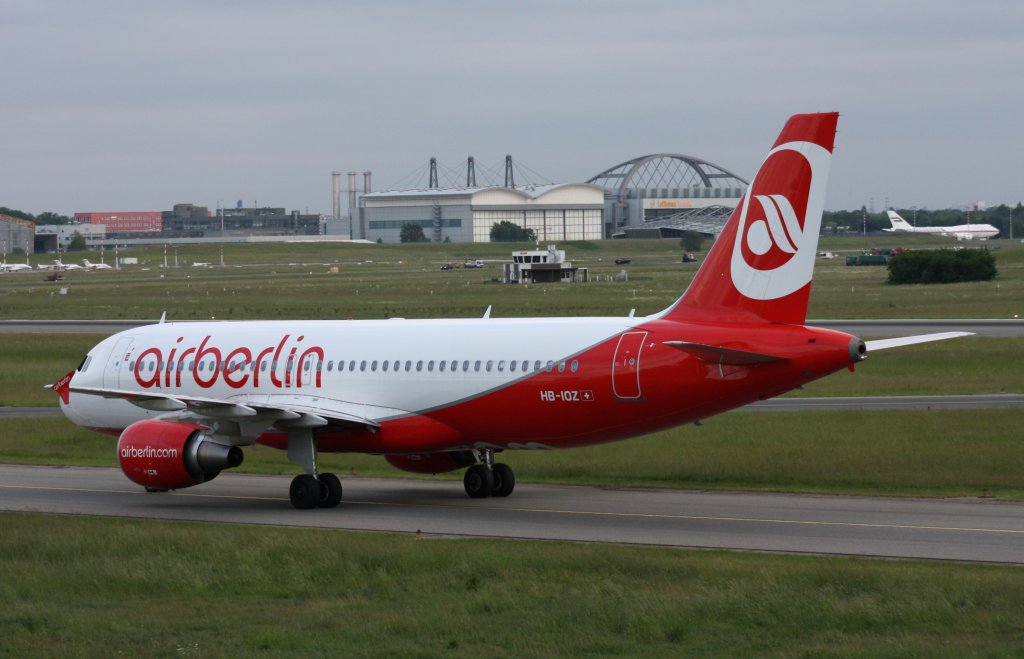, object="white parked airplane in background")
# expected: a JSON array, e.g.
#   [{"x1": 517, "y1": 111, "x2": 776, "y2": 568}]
[
  {"x1": 83, "y1": 259, "x2": 112, "y2": 270},
  {"x1": 885, "y1": 210, "x2": 999, "y2": 241},
  {"x1": 0, "y1": 262, "x2": 32, "y2": 273}
]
